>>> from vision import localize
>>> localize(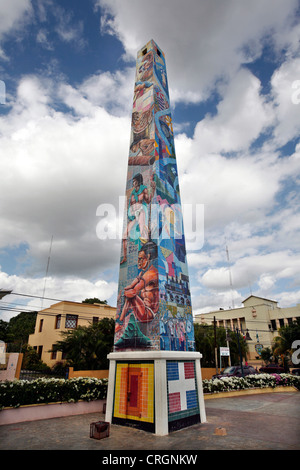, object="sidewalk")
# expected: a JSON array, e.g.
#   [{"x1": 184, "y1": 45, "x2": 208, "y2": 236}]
[{"x1": 0, "y1": 391, "x2": 299, "y2": 451}]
